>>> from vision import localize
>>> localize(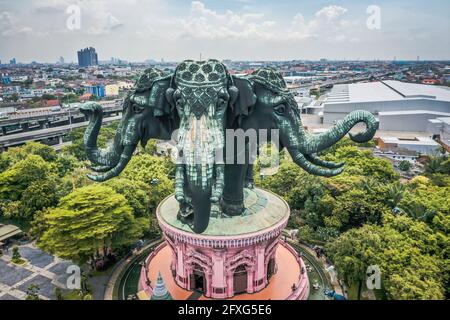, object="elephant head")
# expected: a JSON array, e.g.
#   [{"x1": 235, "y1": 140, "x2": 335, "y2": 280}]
[
  {"x1": 239, "y1": 68, "x2": 378, "y2": 176},
  {"x1": 168, "y1": 59, "x2": 241, "y2": 233},
  {"x1": 80, "y1": 67, "x2": 178, "y2": 181}
]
